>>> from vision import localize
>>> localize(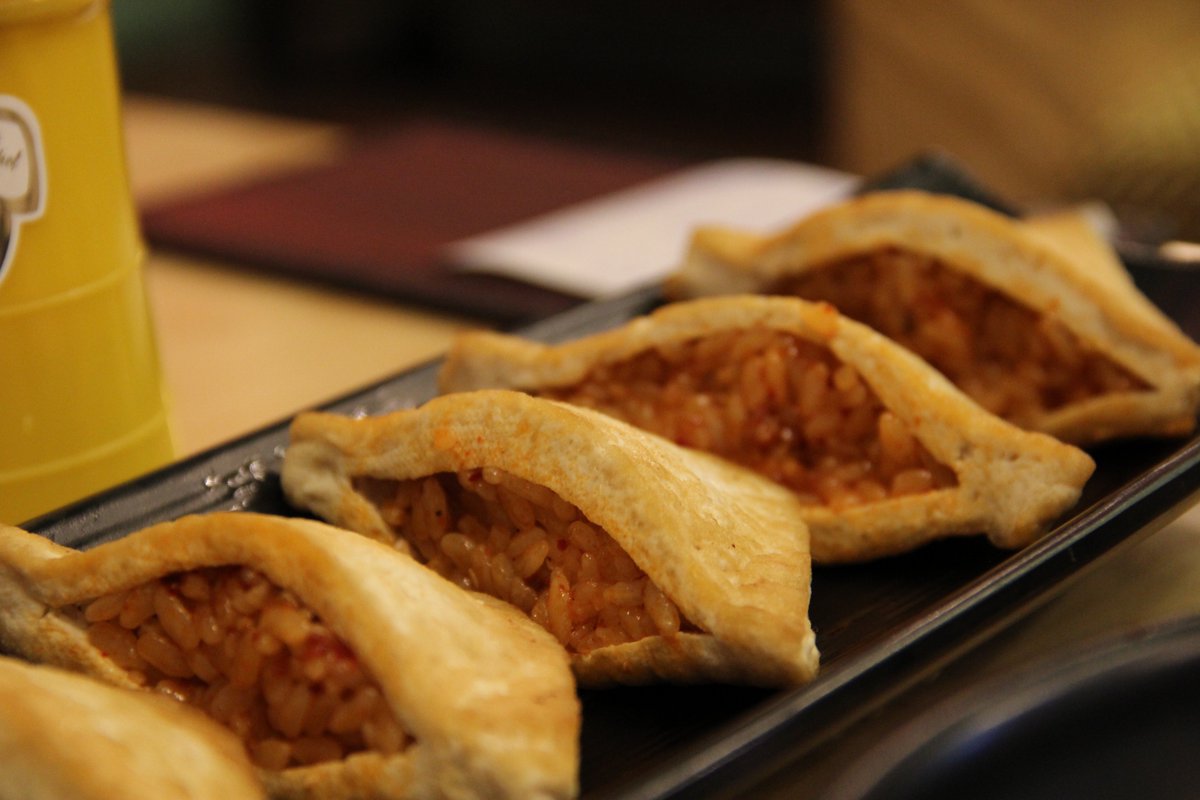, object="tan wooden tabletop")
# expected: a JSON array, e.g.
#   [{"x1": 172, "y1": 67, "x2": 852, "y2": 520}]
[{"x1": 123, "y1": 96, "x2": 470, "y2": 457}]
